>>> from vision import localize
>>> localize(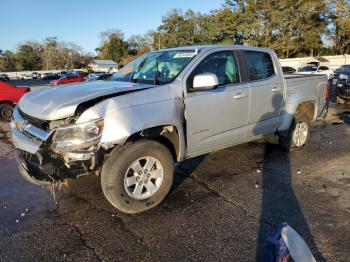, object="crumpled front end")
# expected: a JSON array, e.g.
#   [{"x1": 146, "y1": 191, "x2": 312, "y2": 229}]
[
  {"x1": 11, "y1": 107, "x2": 103, "y2": 186},
  {"x1": 336, "y1": 79, "x2": 350, "y2": 99}
]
